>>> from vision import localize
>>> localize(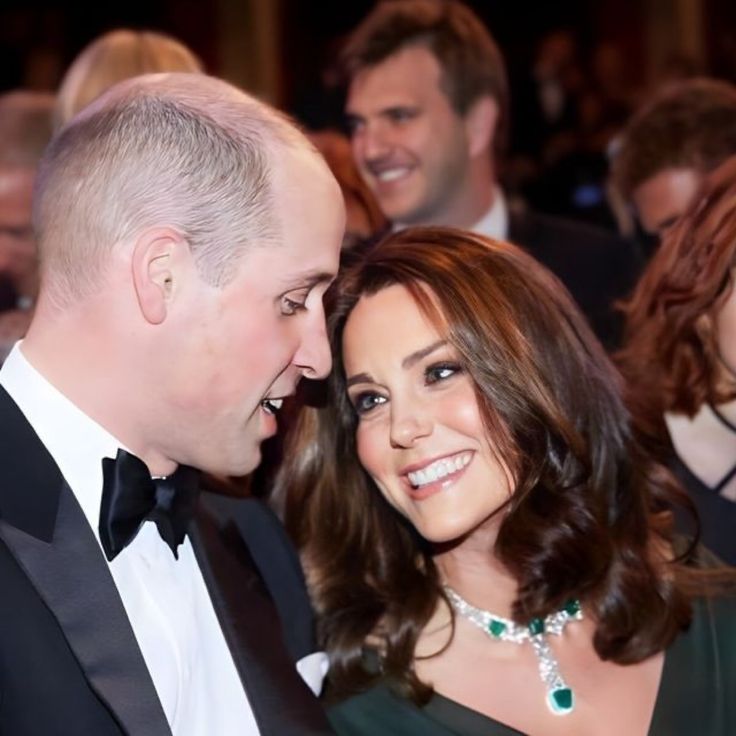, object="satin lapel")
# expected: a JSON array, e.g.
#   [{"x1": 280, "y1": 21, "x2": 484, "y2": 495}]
[
  {"x1": 0, "y1": 389, "x2": 171, "y2": 736},
  {"x1": 191, "y1": 506, "x2": 334, "y2": 736}
]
